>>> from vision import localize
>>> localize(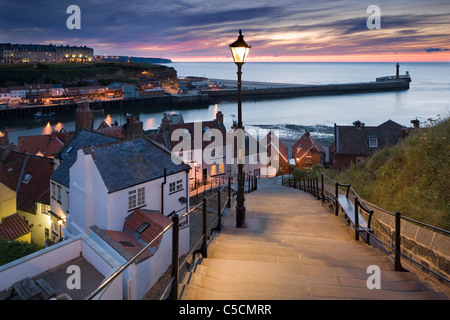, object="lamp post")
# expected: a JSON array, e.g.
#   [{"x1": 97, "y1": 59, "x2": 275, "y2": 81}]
[{"x1": 230, "y1": 29, "x2": 251, "y2": 228}]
